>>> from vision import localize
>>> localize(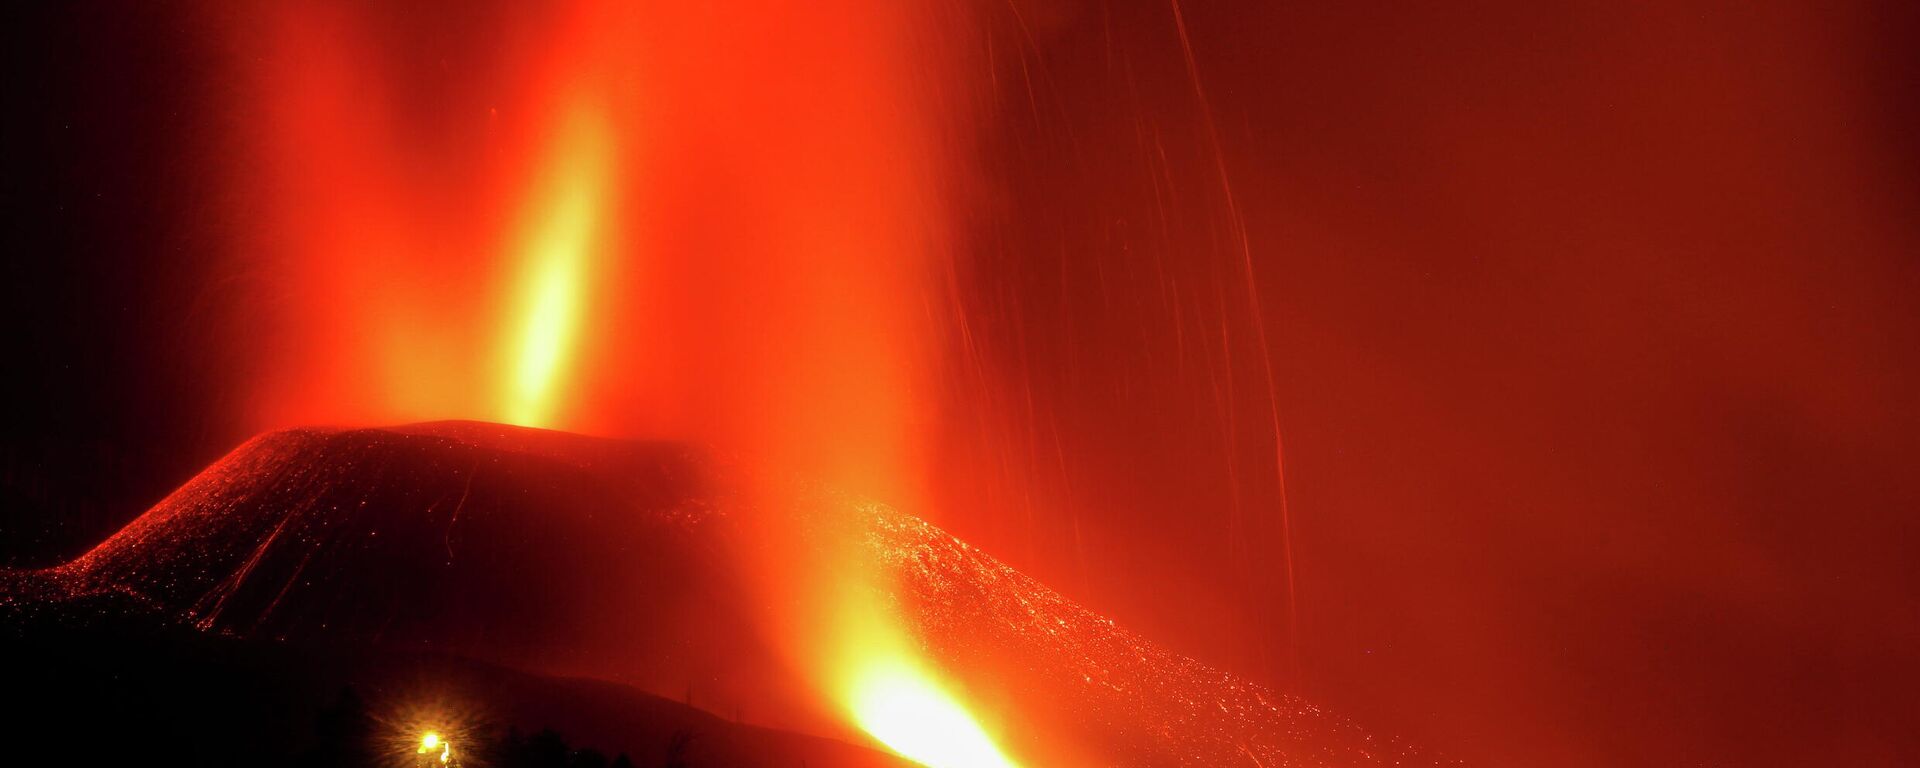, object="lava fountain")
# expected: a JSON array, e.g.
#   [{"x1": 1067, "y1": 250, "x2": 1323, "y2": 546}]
[
  {"x1": 498, "y1": 98, "x2": 612, "y2": 429},
  {"x1": 214, "y1": 0, "x2": 1011, "y2": 765}
]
